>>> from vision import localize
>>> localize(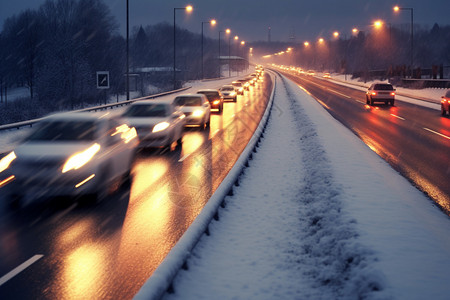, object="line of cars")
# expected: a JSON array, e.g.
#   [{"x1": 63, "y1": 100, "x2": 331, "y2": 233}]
[{"x1": 0, "y1": 73, "x2": 266, "y2": 206}]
